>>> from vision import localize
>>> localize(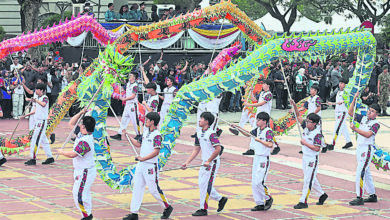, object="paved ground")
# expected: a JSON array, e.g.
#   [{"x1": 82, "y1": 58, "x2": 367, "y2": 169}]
[{"x1": 0, "y1": 107, "x2": 390, "y2": 220}]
